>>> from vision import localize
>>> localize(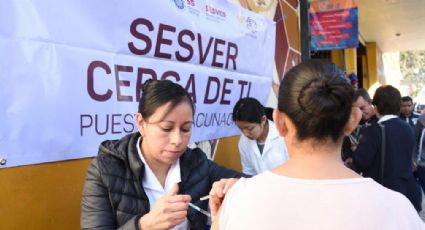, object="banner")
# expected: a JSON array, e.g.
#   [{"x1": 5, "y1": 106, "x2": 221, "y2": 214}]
[
  {"x1": 0, "y1": 0, "x2": 276, "y2": 168},
  {"x1": 310, "y1": 0, "x2": 358, "y2": 51}
]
